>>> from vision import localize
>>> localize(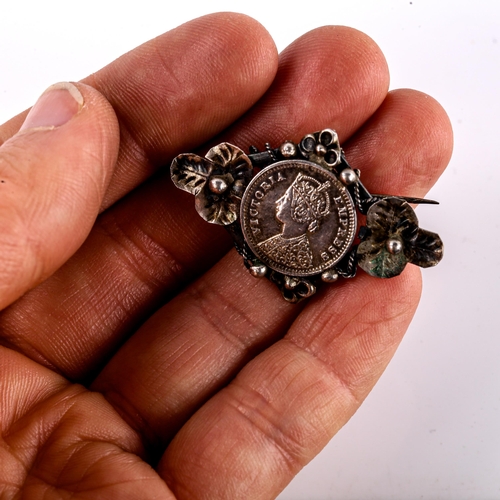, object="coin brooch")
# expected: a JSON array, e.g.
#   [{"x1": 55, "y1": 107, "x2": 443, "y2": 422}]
[{"x1": 170, "y1": 129, "x2": 443, "y2": 302}]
